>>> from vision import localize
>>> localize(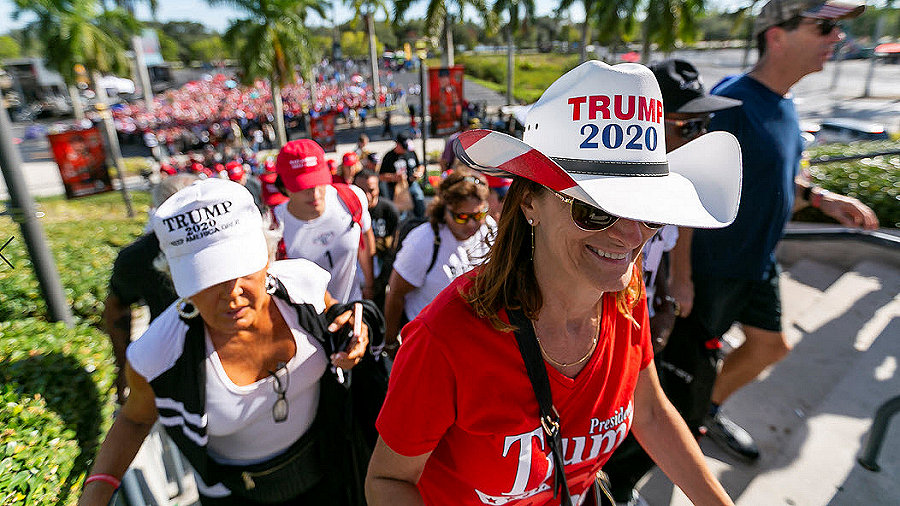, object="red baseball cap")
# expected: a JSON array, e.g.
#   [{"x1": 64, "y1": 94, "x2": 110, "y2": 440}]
[
  {"x1": 484, "y1": 174, "x2": 513, "y2": 189},
  {"x1": 226, "y1": 161, "x2": 244, "y2": 182},
  {"x1": 342, "y1": 152, "x2": 359, "y2": 167},
  {"x1": 275, "y1": 139, "x2": 331, "y2": 192},
  {"x1": 260, "y1": 171, "x2": 290, "y2": 207}
]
